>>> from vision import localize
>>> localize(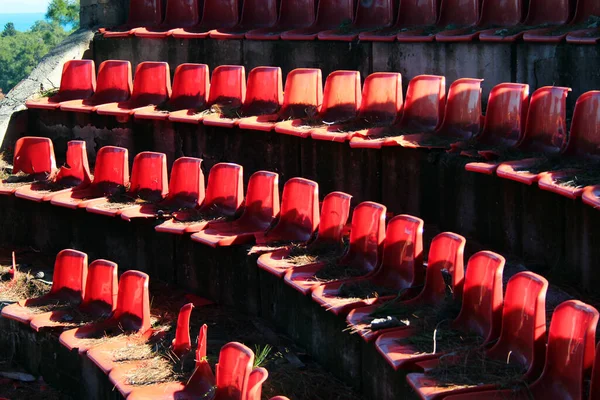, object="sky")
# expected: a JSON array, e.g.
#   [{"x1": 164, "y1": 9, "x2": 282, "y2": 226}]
[{"x1": 0, "y1": 0, "x2": 51, "y2": 14}]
